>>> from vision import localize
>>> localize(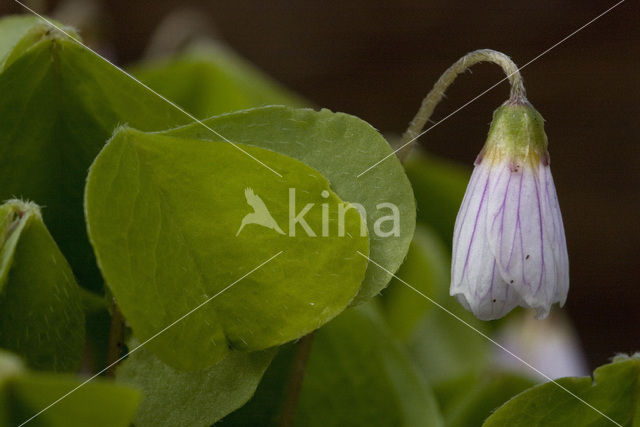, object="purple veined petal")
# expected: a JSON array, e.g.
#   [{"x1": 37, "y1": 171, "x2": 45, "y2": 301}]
[
  {"x1": 537, "y1": 161, "x2": 570, "y2": 305},
  {"x1": 486, "y1": 156, "x2": 566, "y2": 319},
  {"x1": 451, "y1": 159, "x2": 523, "y2": 319},
  {"x1": 455, "y1": 260, "x2": 523, "y2": 320},
  {"x1": 450, "y1": 160, "x2": 493, "y2": 295}
]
